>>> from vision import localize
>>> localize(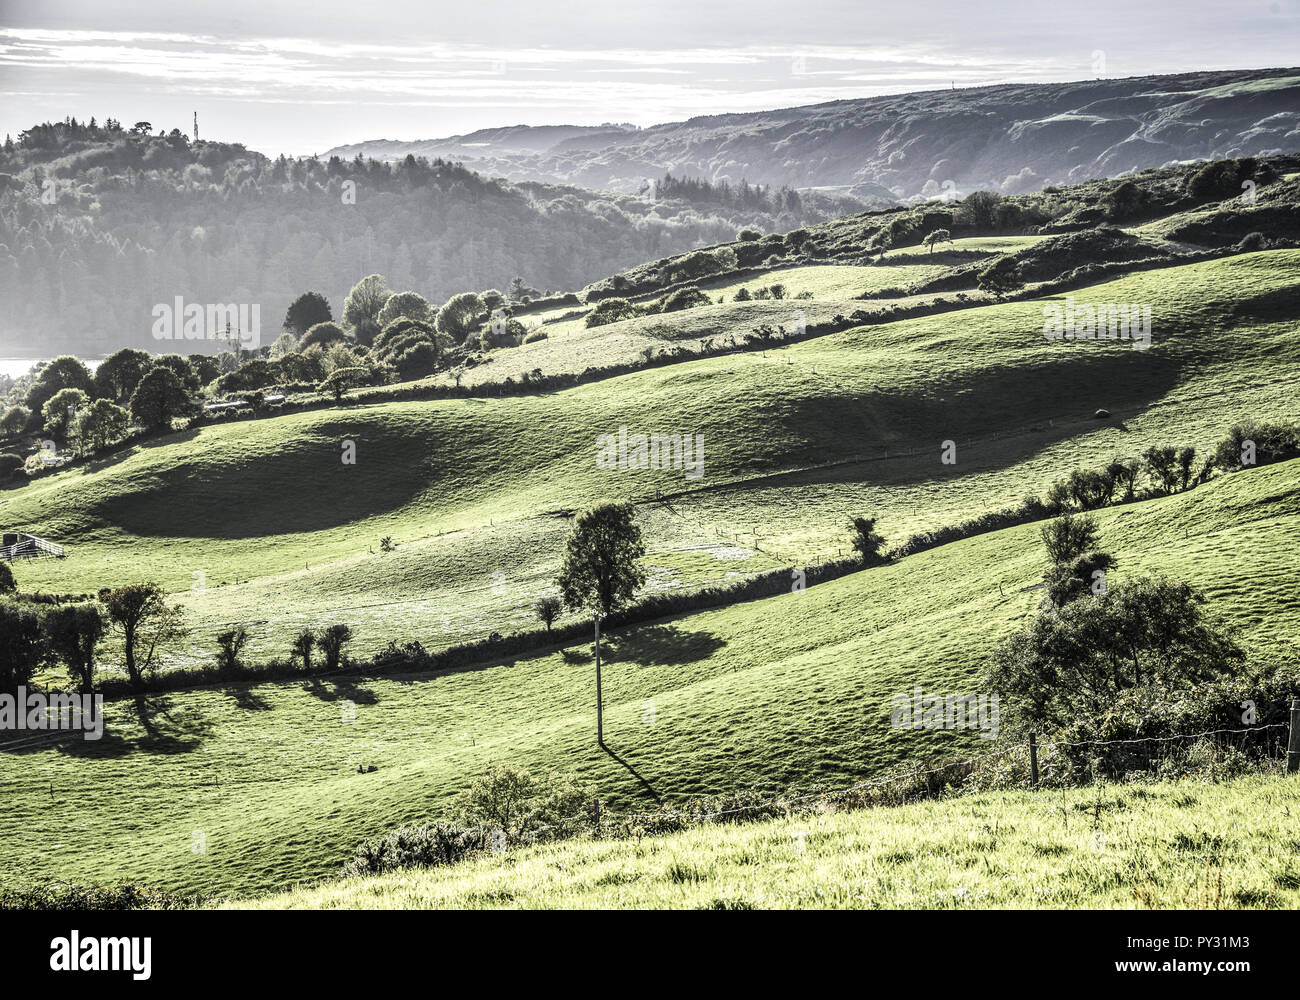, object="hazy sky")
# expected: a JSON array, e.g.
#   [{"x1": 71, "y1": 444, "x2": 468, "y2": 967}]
[{"x1": 1, "y1": 0, "x2": 1297, "y2": 156}]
